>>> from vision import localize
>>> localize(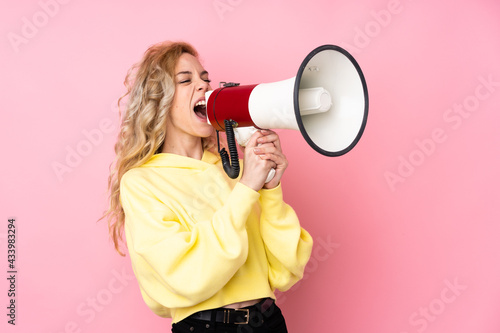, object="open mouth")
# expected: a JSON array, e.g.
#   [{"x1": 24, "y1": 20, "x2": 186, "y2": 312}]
[{"x1": 193, "y1": 100, "x2": 207, "y2": 119}]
